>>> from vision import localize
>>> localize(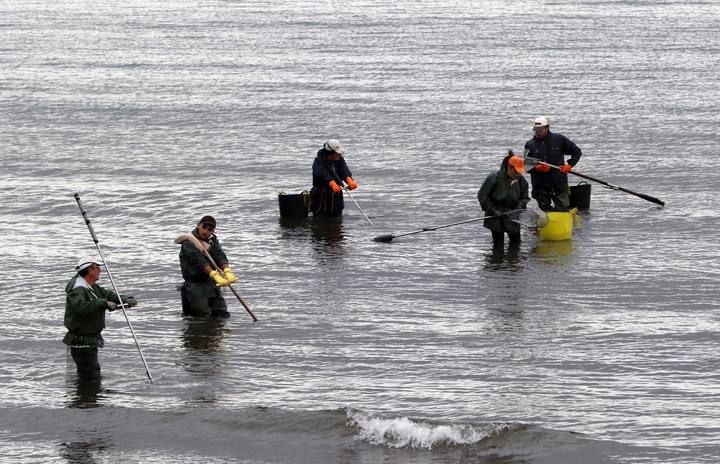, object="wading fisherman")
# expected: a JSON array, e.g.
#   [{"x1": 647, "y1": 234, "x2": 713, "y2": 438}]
[
  {"x1": 63, "y1": 256, "x2": 137, "y2": 381},
  {"x1": 310, "y1": 139, "x2": 359, "y2": 217},
  {"x1": 524, "y1": 116, "x2": 582, "y2": 211},
  {"x1": 477, "y1": 152, "x2": 530, "y2": 244},
  {"x1": 179, "y1": 215, "x2": 237, "y2": 318}
]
